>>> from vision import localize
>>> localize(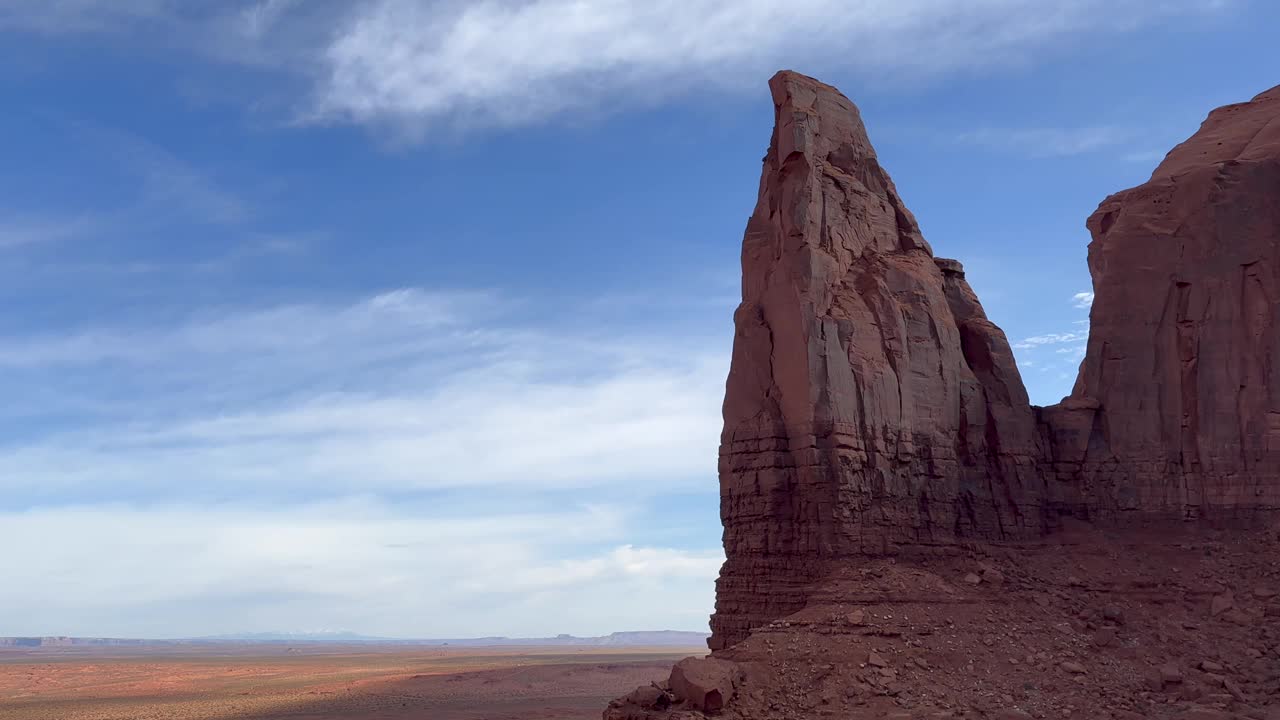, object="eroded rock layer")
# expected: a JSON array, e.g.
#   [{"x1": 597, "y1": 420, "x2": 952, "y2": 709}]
[
  {"x1": 710, "y1": 72, "x2": 1045, "y2": 650},
  {"x1": 606, "y1": 72, "x2": 1280, "y2": 720},
  {"x1": 1041, "y1": 85, "x2": 1280, "y2": 524},
  {"x1": 710, "y1": 73, "x2": 1280, "y2": 653}
]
